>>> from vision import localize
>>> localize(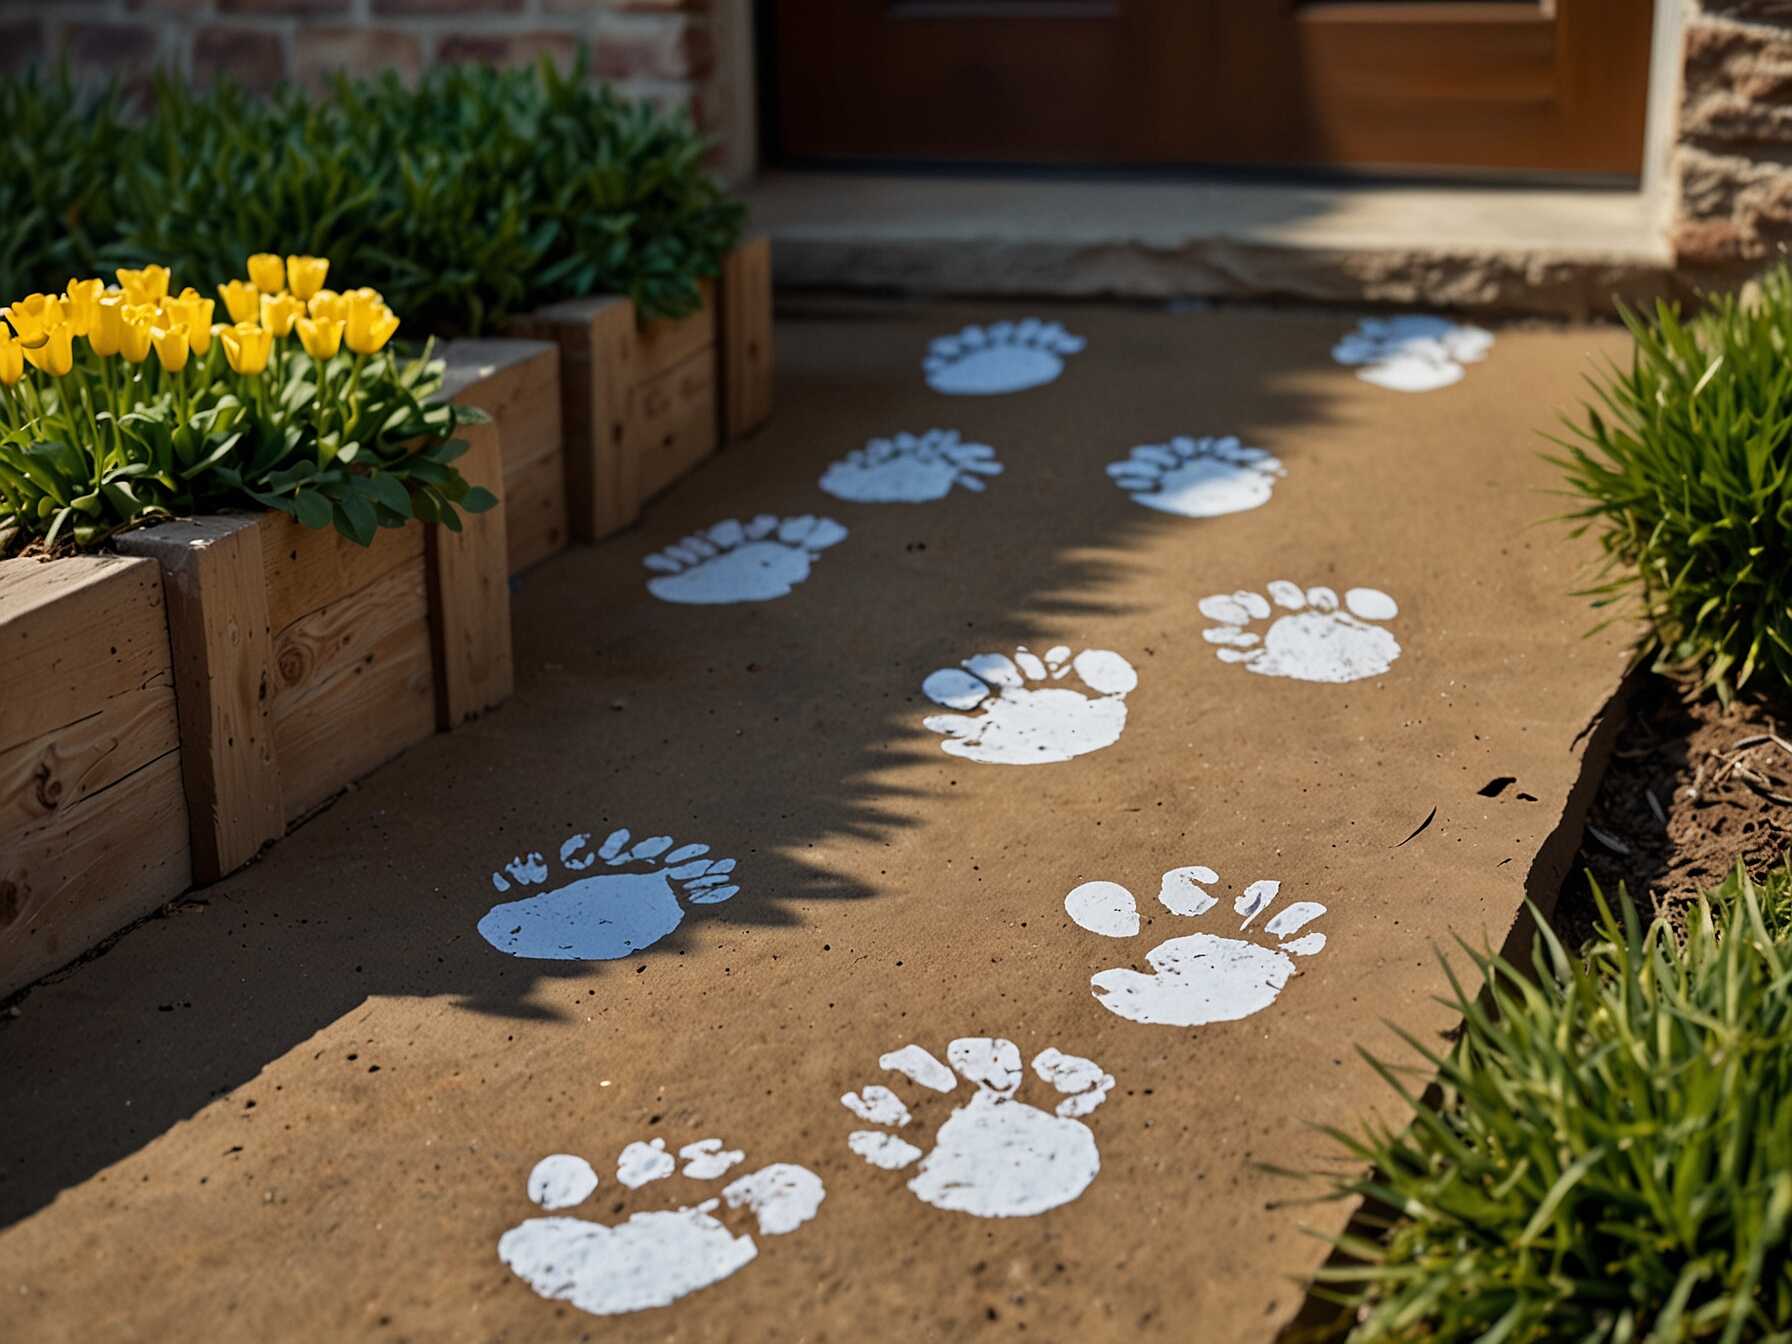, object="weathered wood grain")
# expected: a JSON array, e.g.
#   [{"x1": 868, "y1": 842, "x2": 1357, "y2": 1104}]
[
  {"x1": 634, "y1": 347, "x2": 721, "y2": 503},
  {"x1": 720, "y1": 236, "x2": 775, "y2": 441},
  {"x1": 260, "y1": 510, "x2": 423, "y2": 634},
  {"x1": 426, "y1": 416, "x2": 514, "y2": 728}
]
